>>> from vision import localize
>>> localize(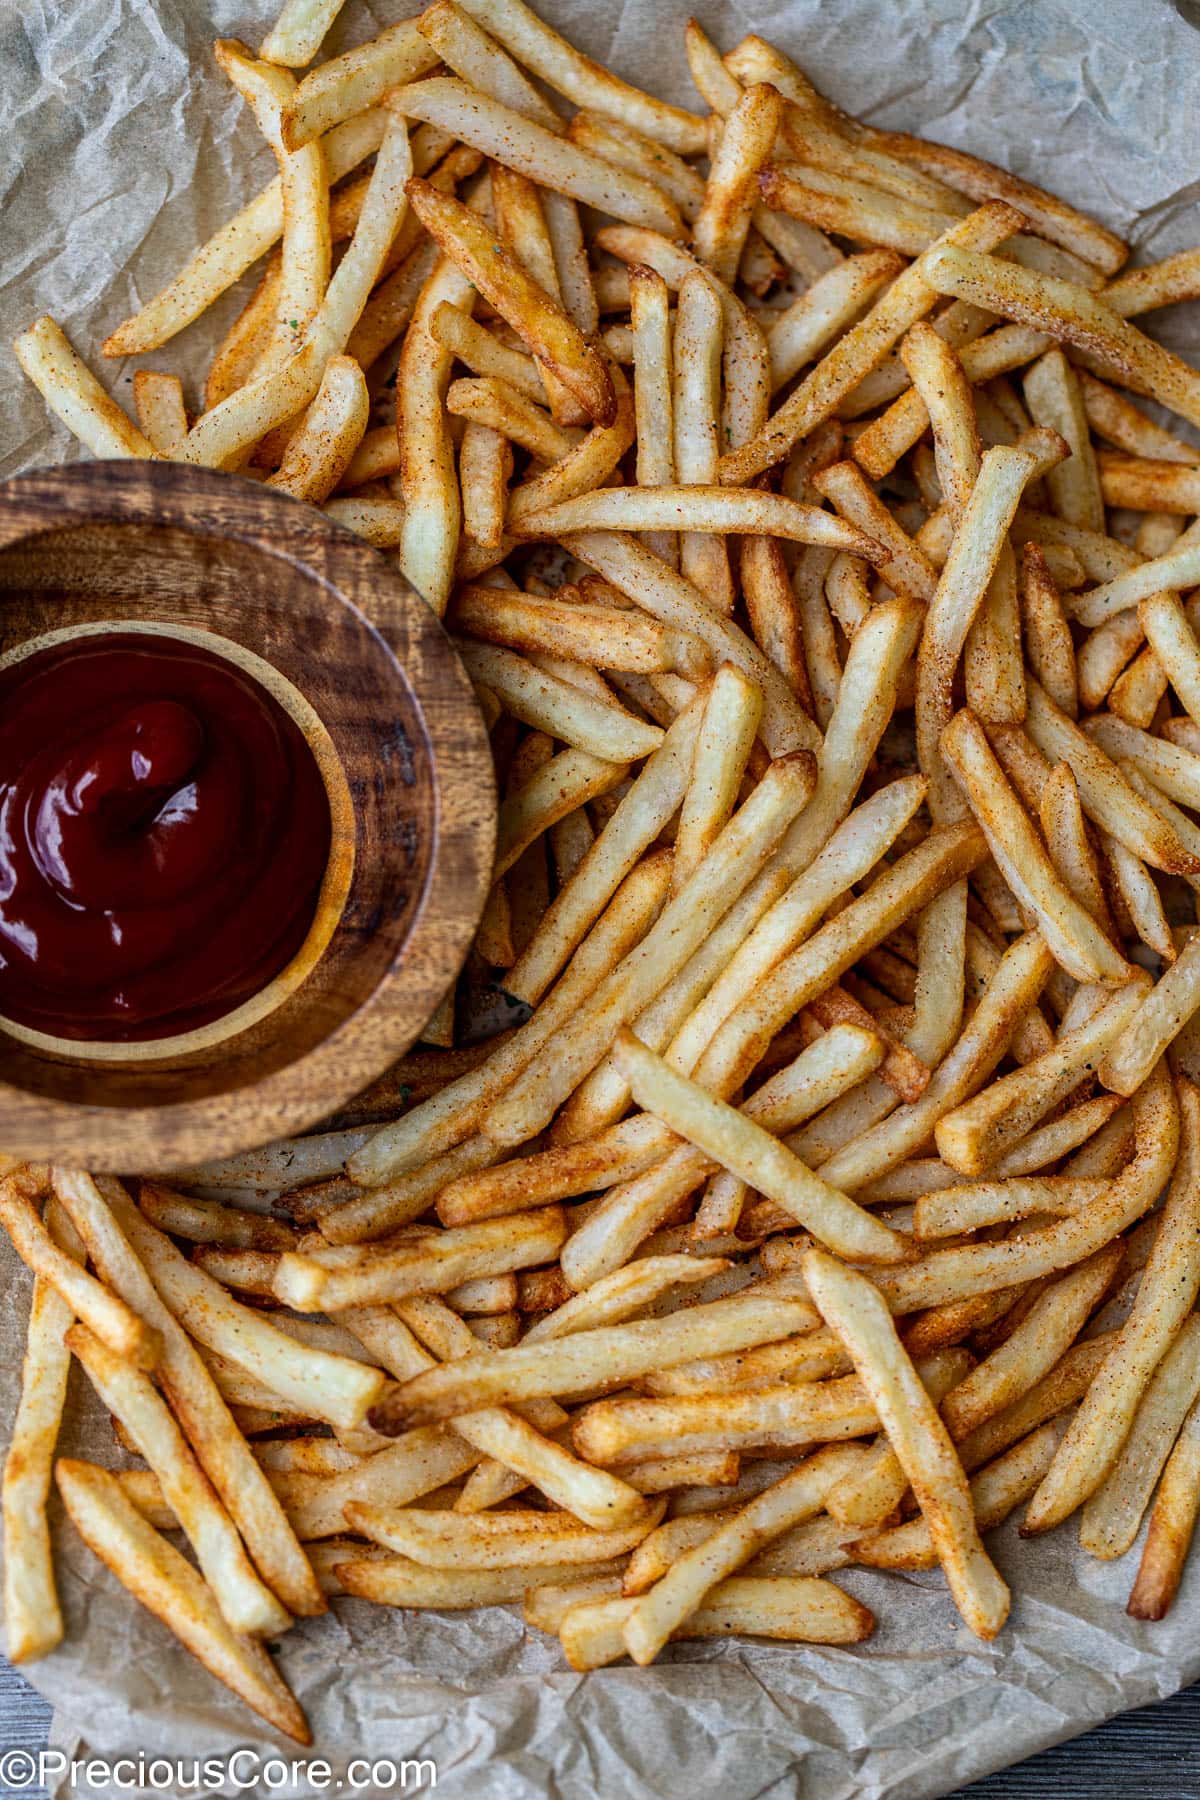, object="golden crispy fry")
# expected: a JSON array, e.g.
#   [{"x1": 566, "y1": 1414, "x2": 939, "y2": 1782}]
[
  {"x1": 457, "y1": 0, "x2": 706, "y2": 153},
  {"x1": 1127, "y1": 1389, "x2": 1200, "y2": 1620},
  {"x1": 0, "y1": 1176, "x2": 160, "y2": 1371},
  {"x1": 393, "y1": 81, "x2": 681, "y2": 238},
  {"x1": 1024, "y1": 1081, "x2": 1200, "y2": 1533},
  {"x1": 695, "y1": 85, "x2": 782, "y2": 284},
  {"x1": 15, "y1": 318, "x2": 156, "y2": 459},
  {"x1": 804, "y1": 1248, "x2": 1010, "y2": 1639},
  {"x1": 2, "y1": 1201, "x2": 80, "y2": 1663},
  {"x1": 56, "y1": 1461, "x2": 310, "y2": 1743},
  {"x1": 923, "y1": 246, "x2": 1200, "y2": 431}
]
